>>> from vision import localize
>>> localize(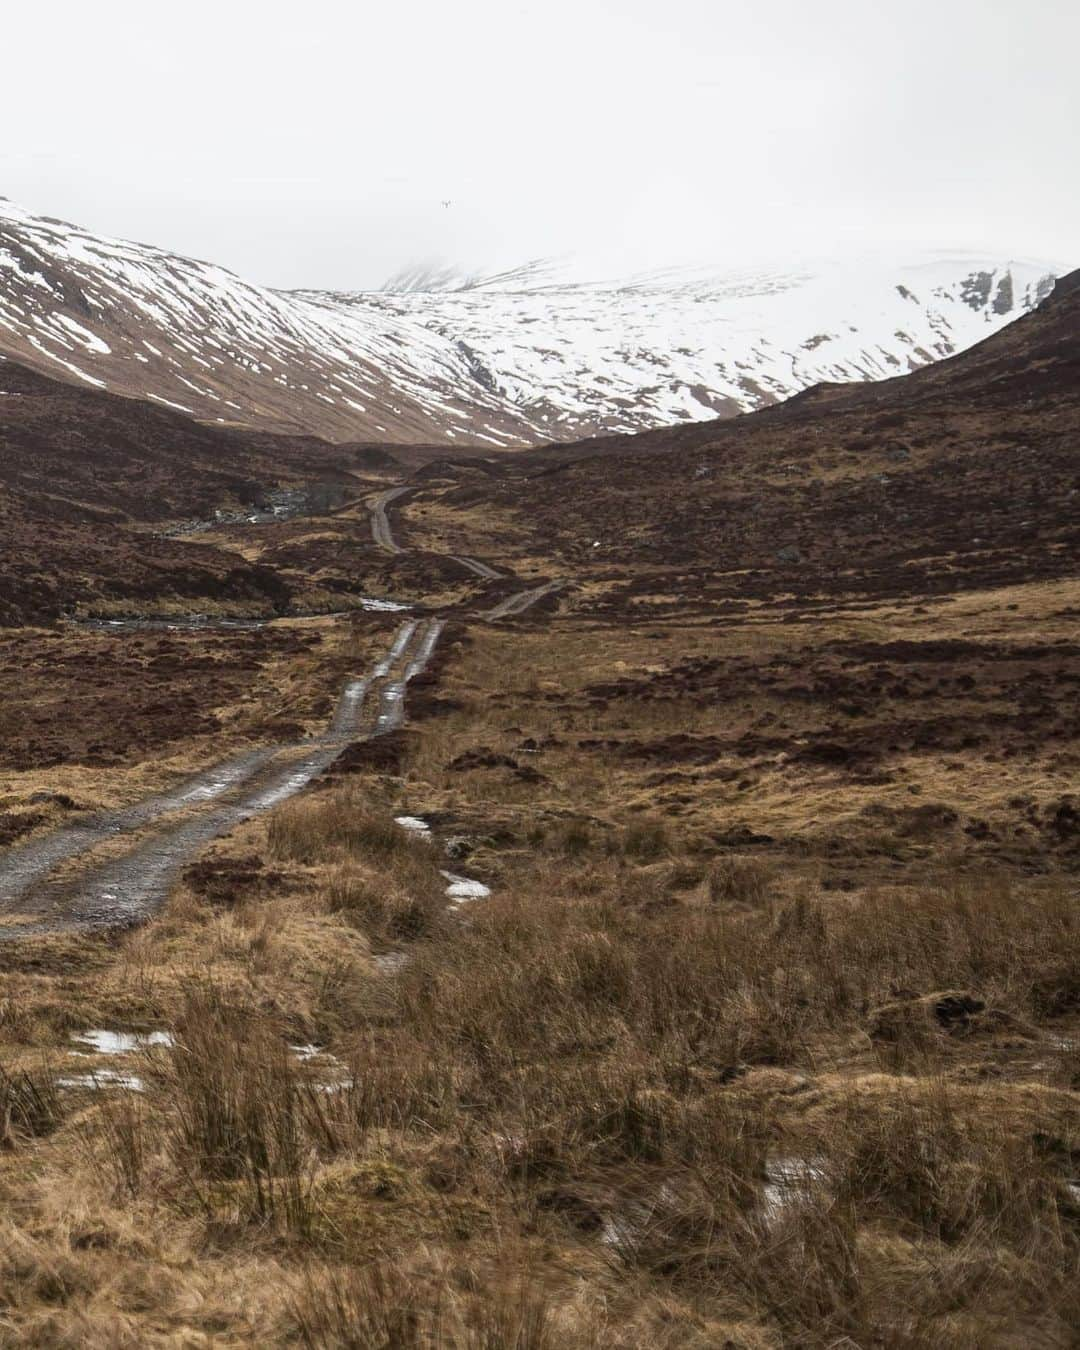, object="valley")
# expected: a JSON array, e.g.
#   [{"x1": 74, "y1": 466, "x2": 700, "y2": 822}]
[{"x1": 0, "y1": 259, "x2": 1075, "y2": 1347}]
